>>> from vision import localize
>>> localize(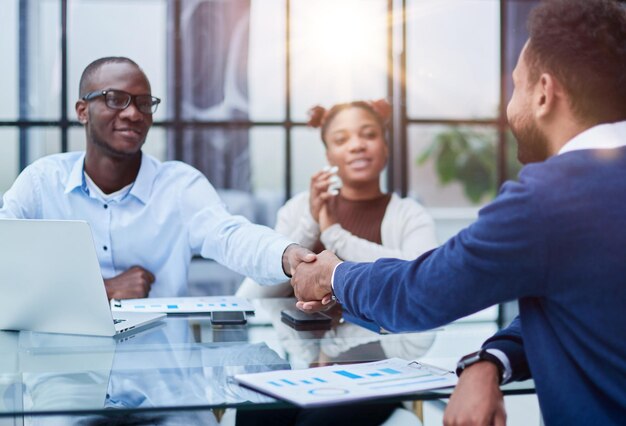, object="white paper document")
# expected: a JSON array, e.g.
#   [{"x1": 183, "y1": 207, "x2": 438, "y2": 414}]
[
  {"x1": 110, "y1": 296, "x2": 254, "y2": 314},
  {"x1": 235, "y1": 358, "x2": 458, "y2": 407}
]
